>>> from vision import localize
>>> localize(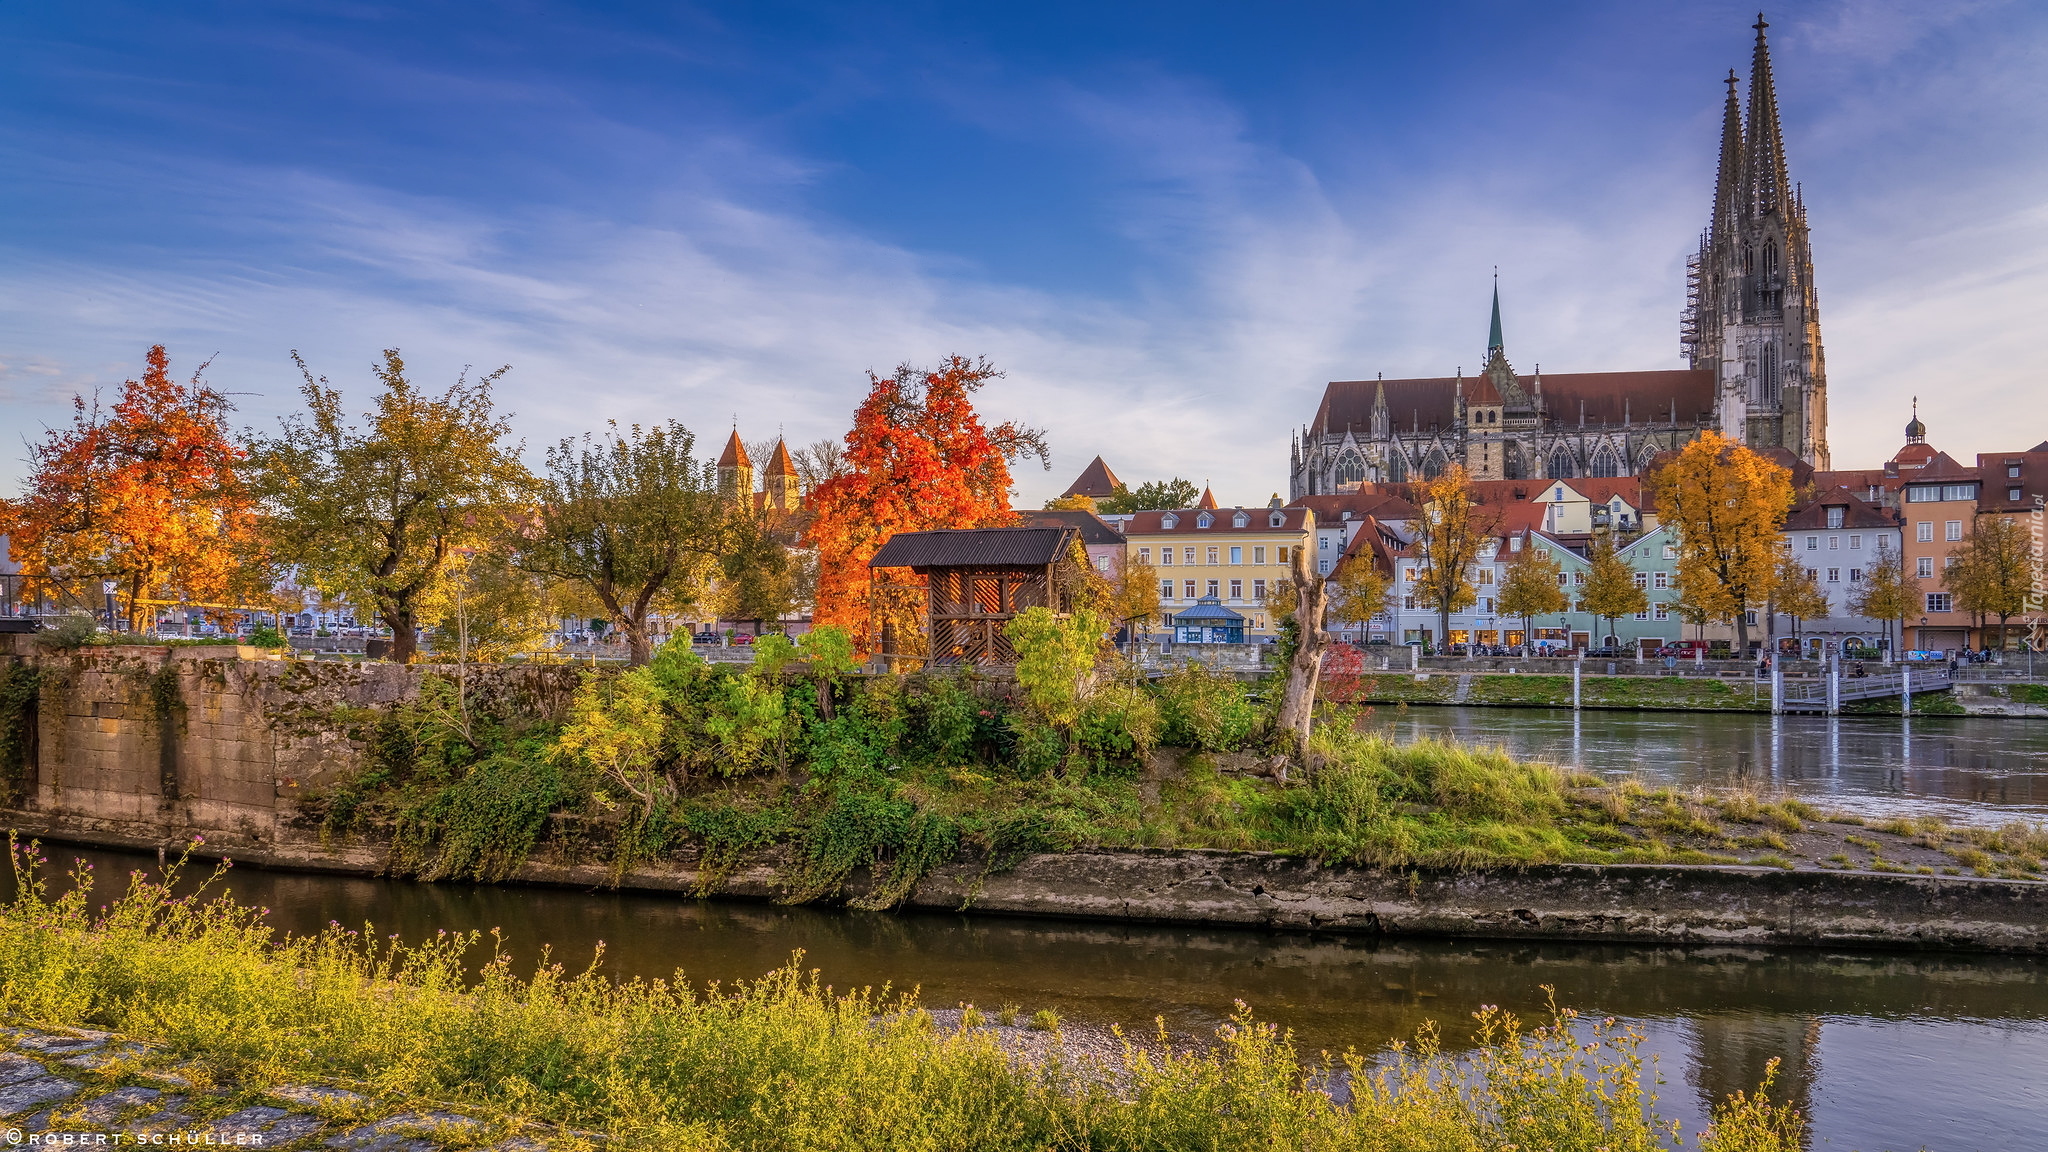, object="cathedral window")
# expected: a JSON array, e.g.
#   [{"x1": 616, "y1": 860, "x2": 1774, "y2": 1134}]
[
  {"x1": 1763, "y1": 241, "x2": 1779, "y2": 281},
  {"x1": 1590, "y1": 447, "x2": 1620, "y2": 478},
  {"x1": 1547, "y1": 450, "x2": 1576, "y2": 479},
  {"x1": 1335, "y1": 450, "x2": 1366, "y2": 491},
  {"x1": 1761, "y1": 344, "x2": 1780, "y2": 403},
  {"x1": 1422, "y1": 449, "x2": 1448, "y2": 479},
  {"x1": 1386, "y1": 453, "x2": 1408, "y2": 483}
]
